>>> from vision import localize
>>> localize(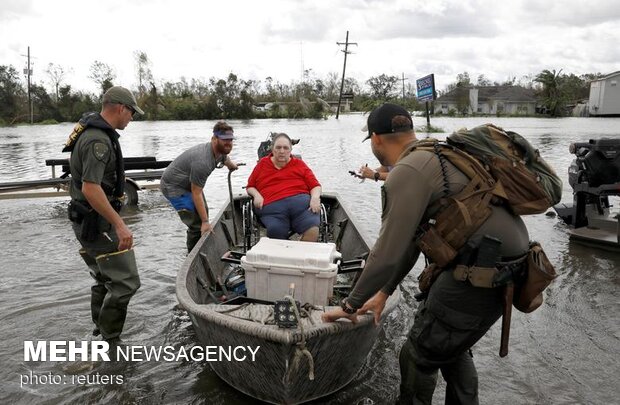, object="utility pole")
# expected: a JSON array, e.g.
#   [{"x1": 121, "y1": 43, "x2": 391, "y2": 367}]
[
  {"x1": 401, "y1": 72, "x2": 408, "y2": 99},
  {"x1": 336, "y1": 31, "x2": 357, "y2": 119},
  {"x1": 22, "y1": 46, "x2": 34, "y2": 123}
]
